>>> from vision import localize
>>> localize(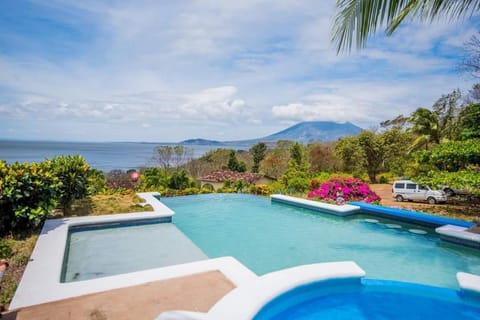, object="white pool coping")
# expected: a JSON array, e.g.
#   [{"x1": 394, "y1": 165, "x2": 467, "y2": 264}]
[
  {"x1": 10, "y1": 192, "x2": 257, "y2": 310},
  {"x1": 457, "y1": 272, "x2": 480, "y2": 294},
  {"x1": 156, "y1": 261, "x2": 366, "y2": 320},
  {"x1": 271, "y1": 194, "x2": 361, "y2": 216},
  {"x1": 435, "y1": 225, "x2": 480, "y2": 248}
]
